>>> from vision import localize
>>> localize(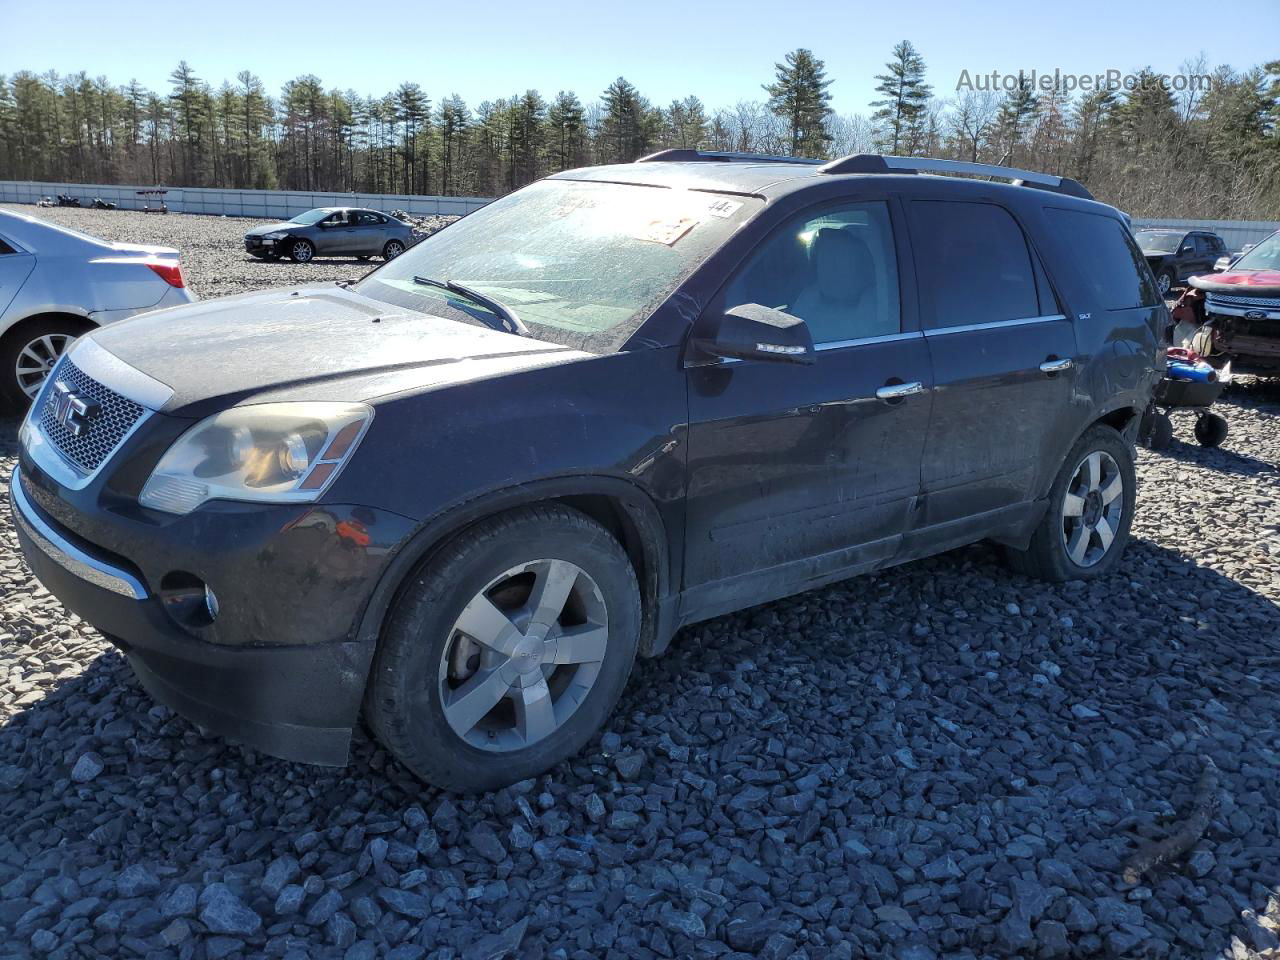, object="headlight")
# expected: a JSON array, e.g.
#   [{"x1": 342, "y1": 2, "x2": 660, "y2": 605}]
[
  {"x1": 139, "y1": 402, "x2": 373, "y2": 515},
  {"x1": 264, "y1": 231, "x2": 288, "y2": 240}
]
